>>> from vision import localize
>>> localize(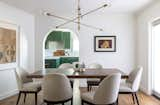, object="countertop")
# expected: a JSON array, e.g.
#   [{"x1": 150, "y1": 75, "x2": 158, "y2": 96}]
[{"x1": 45, "y1": 56, "x2": 79, "y2": 59}]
